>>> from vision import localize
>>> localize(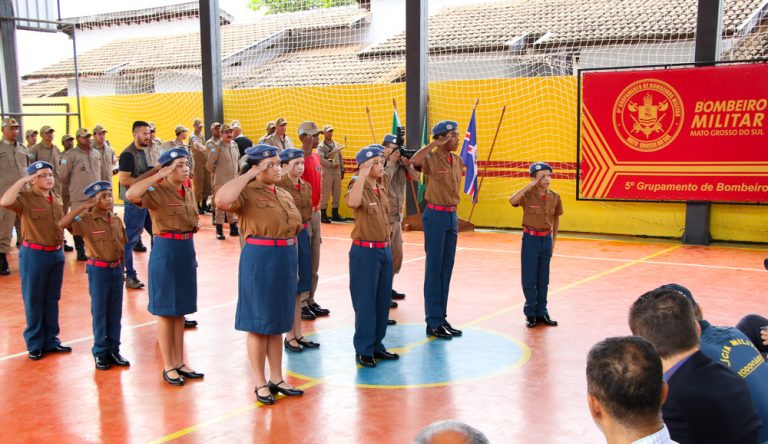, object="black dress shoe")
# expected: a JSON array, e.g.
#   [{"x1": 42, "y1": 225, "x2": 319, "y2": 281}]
[
  {"x1": 109, "y1": 353, "x2": 130, "y2": 367},
  {"x1": 284, "y1": 337, "x2": 304, "y2": 353},
  {"x1": 63, "y1": 244, "x2": 74, "y2": 252},
  {"x1": 426, "y1": 325, "x2": 453, "y2": 340},
  {"x1": 296, "y1": 336, "x2": 320, "y2": 348},
  {"x1": 374, "y1": 350, "x2": 400, "y2": 360},
  {"x1": 526, "y1": 316, "x2": 538, "y2": 328},
  {"x1": 390, "y1": 300, "x2": 398, "y2": 309},
  {"x1": 133, "y1": 242, "x2": 147, "y2": 253},
  {"x1": 184, "y1": 318, "x2": 198, "y2": 329},
  {"x1": 176, "y1": 364, "x2": 204, "y2": 379},
  {"x1": 356, "y1": 354, "x2": 376, "y2": 368},
  {"x1": 28, "y1": 349, "x2": 43, "y2": 361},
  {"x1": 255, "y1": 385, "x2": 275, "y2": 404},
  {"x1": 387, "y1": 319, "x2": 397, "y2": 325},
  {"x1": 320, "y1": 214, "x2": 331, "y2": 224},
  {"x1": 268, "y1": 380, "x2": 304, "y2": 397},
  {"x1": 442, "y1": 322, "x2": 463, "y2": 337},
  {"x1": 95, "y1": 356, "x2": 112, "y2": 370},
  {"x1": 76, "y1": 251, "x2": 87, "y2": 261},
  {"x1": 301, "y1": 306, "x2": 316, "y2": 320},
  {"x1": 537, "y1": 315, "x2": 559, "y2": 326},
  {"x1": 163, "y1": 369, "x2": 184, "y2": 386},
  {"x1": 309, "y1": 303, "x2": 330, "y2": 316},
  {"x1": 49, "y1": 344, "x2": 72, "y2": 353},
  {"x1": 391, "y1": 289, "x2": 406, "y2": 300}
]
